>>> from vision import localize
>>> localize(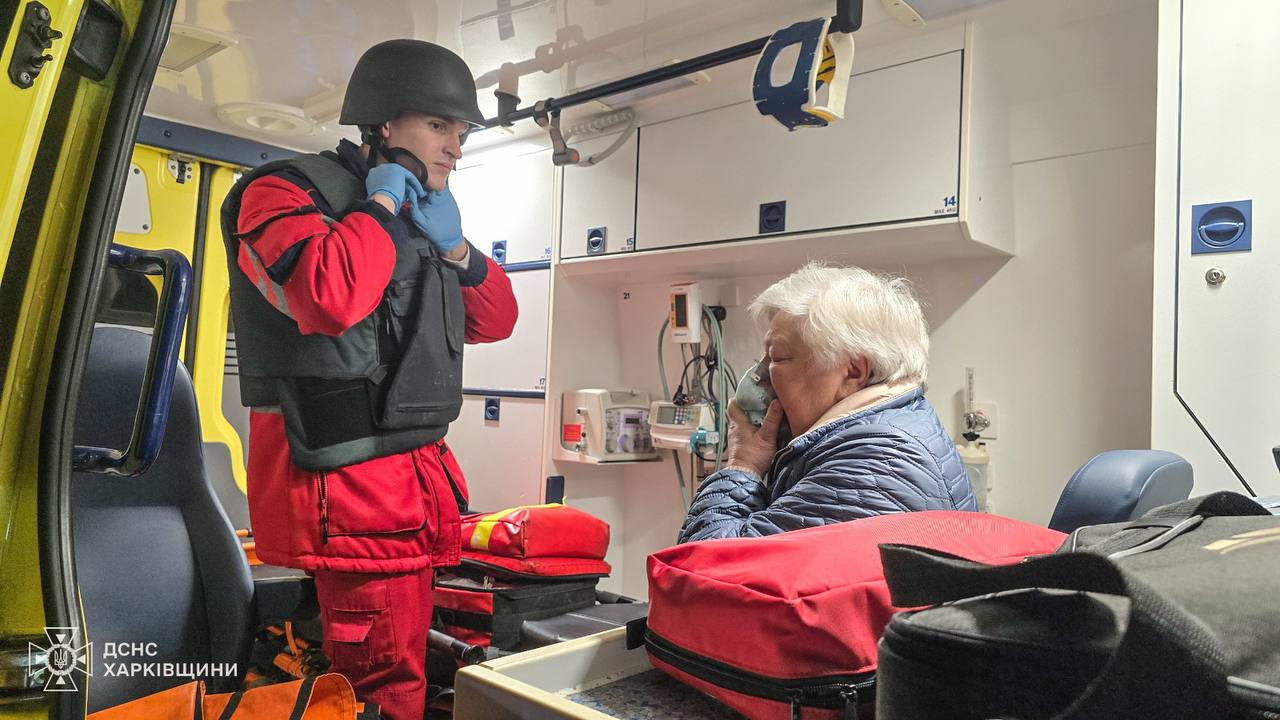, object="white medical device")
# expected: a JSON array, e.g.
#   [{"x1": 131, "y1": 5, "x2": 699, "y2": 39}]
[
  {"x1": 560, "y1": 389, "x2": 657, "y2": 462},
  {"x1": 669, "y1": 282, "x2": 702, "y2": 344},
  {"x1": 648, "y1": 401, "x2": 719, "y2": 451}
]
